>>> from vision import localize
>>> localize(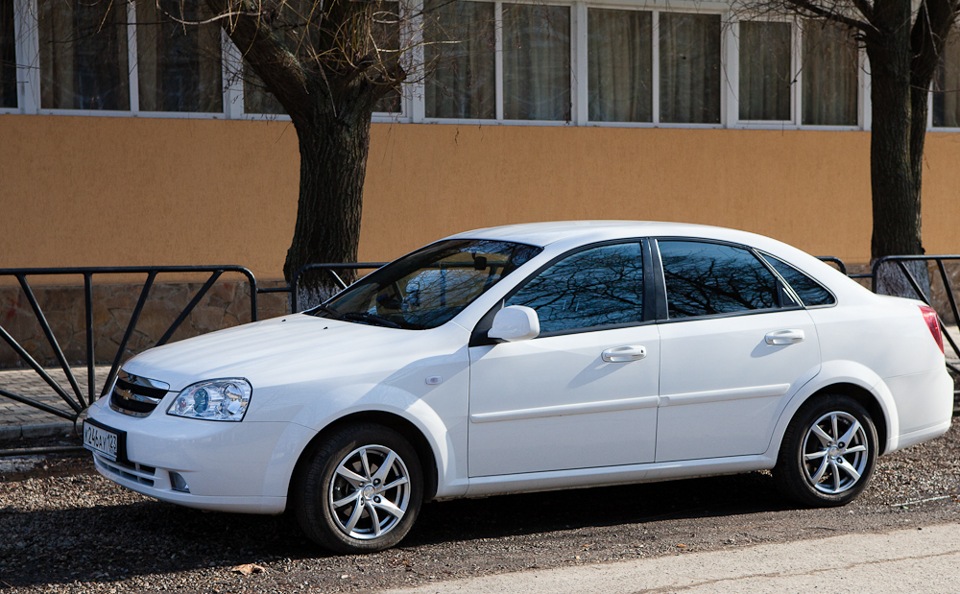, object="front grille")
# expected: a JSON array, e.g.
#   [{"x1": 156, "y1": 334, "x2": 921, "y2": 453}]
[{"x1": 109, "y1": 370, "x2": 170, "y2": 417}]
